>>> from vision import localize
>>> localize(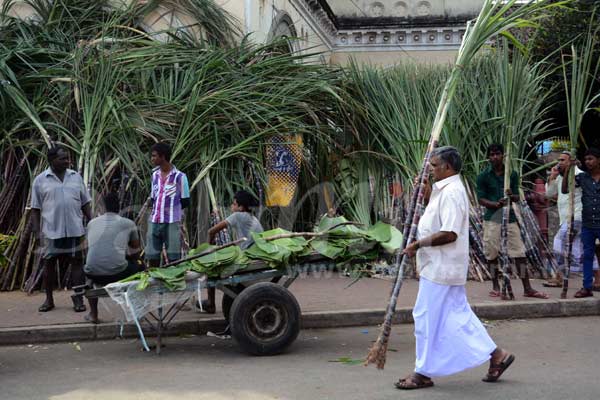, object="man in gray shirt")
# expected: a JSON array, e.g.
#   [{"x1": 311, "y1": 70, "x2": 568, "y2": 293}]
[
  {"x1": 31, "y1": 145, "x2": 92, "y2": 313},
  {"x1": 84, "y1": 193, "x2": 142, "y2": 323}
]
